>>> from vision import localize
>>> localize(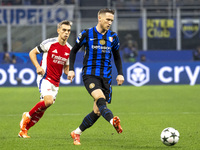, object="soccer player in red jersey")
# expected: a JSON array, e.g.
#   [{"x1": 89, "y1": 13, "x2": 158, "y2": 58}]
[{"x1": 18, "y1": 20, "x2": 72, "y2": 138}]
